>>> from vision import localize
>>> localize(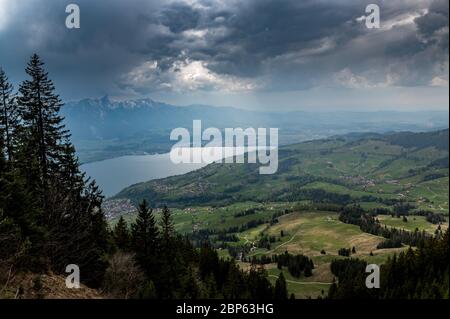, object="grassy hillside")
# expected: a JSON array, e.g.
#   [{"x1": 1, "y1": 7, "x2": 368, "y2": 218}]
[
  {"x1": 108, "y1": 129, "x2": 448, "y2": 299},
  {"x1": 113, "y1": 129, "x2": 449, "y2": 214},
  {"x1": 110, "y1": 200, "x2": 445, "y2": 298},
  {"x1": 377, "y1": 215, "x2": 448, "y2": 233},
  {"x1": 236, "y1": 211, "x2": 409, "y2": 298}
]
